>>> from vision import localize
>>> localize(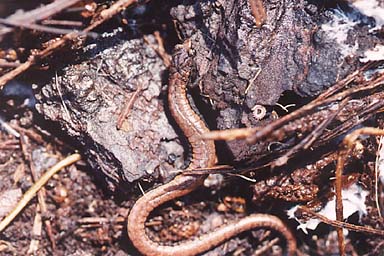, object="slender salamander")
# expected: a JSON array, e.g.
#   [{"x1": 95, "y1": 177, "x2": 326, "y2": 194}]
[{"x1": 127, "y1": 40, "x2": 297, "y2": 256}]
